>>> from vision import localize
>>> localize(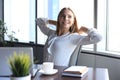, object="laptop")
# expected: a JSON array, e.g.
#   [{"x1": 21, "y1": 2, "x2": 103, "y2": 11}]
[{"x1": 0, "y1": 47, "x2": 35, "y2": 77}]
